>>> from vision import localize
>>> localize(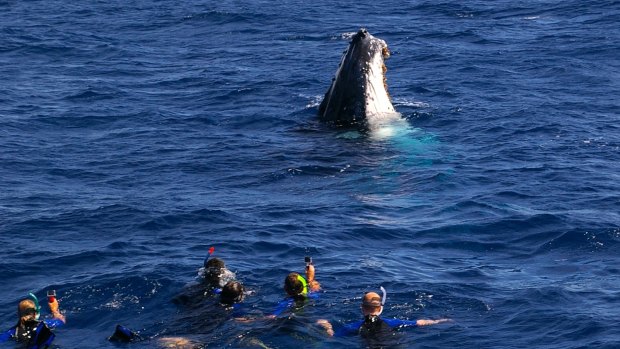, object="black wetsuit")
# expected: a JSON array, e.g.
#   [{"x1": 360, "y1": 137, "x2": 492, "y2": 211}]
[
  {"x1": 336, "y1": 315, "x2": 414, "y2": 348},
  {"x1": 0, "y1": 319, "x2": 62, "y2": 349}
]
